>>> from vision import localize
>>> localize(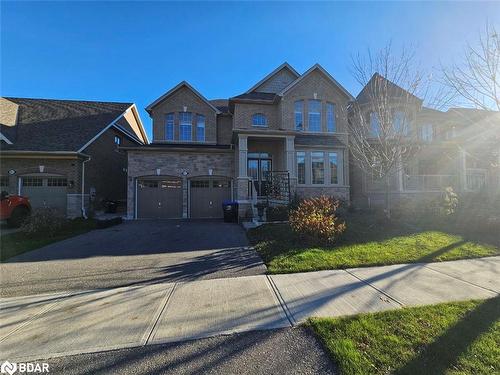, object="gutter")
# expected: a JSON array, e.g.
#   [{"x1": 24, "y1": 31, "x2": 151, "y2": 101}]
[{"x1": 81, "y1": 155, "x2": 91, "y2": 219}]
